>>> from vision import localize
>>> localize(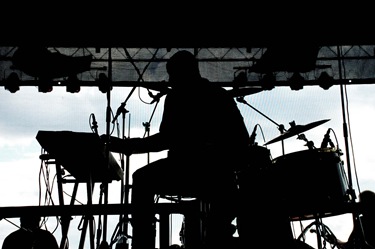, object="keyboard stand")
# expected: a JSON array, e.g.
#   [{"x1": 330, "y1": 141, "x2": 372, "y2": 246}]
[{"x1": 36, "y1": 130, "x2": 123, "y2": 249}]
